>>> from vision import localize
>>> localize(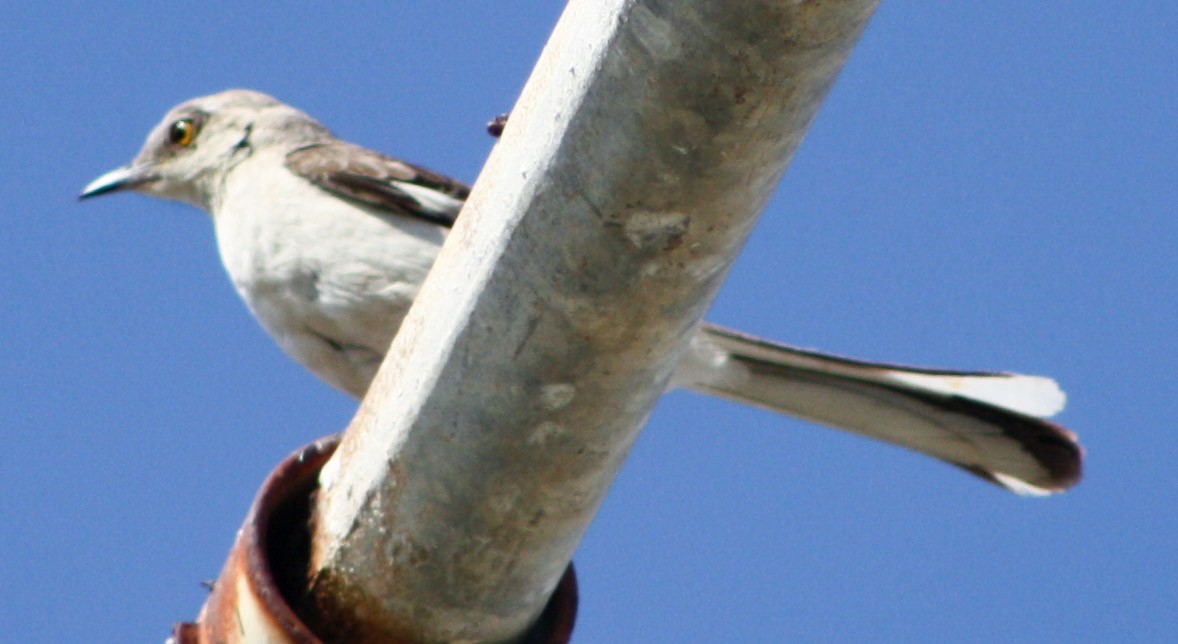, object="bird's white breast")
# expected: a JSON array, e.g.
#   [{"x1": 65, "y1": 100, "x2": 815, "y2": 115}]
[{"x1": 210, "y1": 150, "x2": 447, "y2": 396}]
